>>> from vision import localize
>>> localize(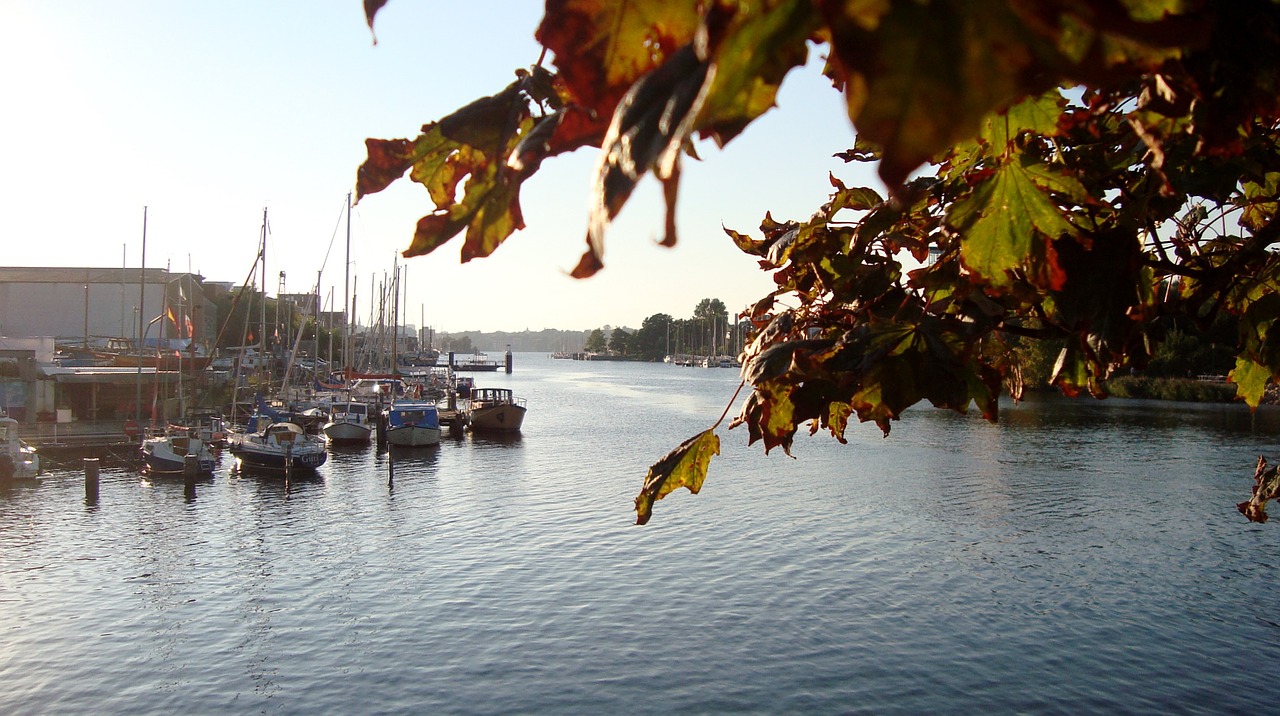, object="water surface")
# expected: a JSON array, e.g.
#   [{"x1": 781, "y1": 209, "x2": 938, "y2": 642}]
[{"x1": 3, "y1": 354, "x2": 1279, "y2": 714}]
